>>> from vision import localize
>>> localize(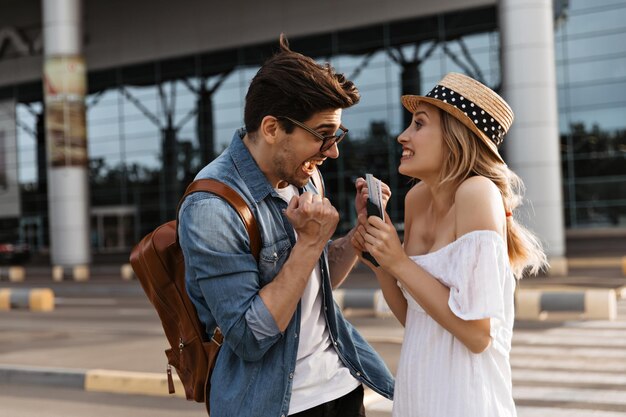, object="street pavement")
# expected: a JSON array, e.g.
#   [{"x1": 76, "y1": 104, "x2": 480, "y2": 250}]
[{"x1": 1, "y1": 249, "x2": 626, "y2": 416}]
